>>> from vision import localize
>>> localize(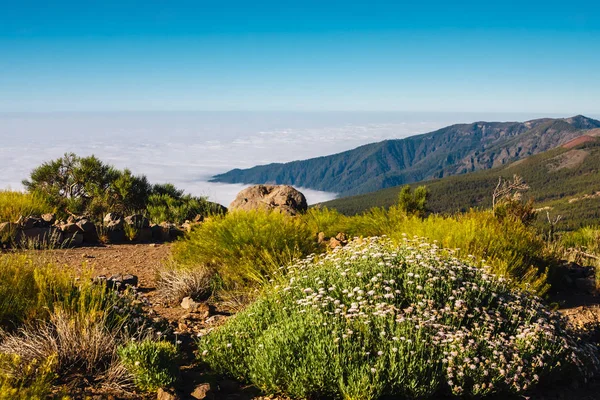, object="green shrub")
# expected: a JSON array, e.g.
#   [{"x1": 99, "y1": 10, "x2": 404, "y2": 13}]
[
  {"x1": 199, "y1": 238, "x2": 598, "y2": 399},
  {"x1": 172, "y1": 210, "x2": 320, "y2": 289},
  {"x1": 147, "y1": 192, "x2": 222, "y2": 225},
  {"x1": 561, "y1": 226, "x2": 600, "y2": 253},
  {"x1": 118, "y1": 340, "x2": 179, "y2": 392},
  {"x1": 0, "y1": 191, "x2": 53, "y2": 223}
]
